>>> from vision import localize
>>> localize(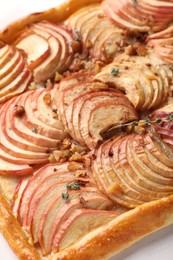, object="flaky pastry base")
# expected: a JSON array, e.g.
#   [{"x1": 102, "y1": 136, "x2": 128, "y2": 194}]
[{"x1": 0, "y1": 1, "x2": 173, "y2": 260}]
